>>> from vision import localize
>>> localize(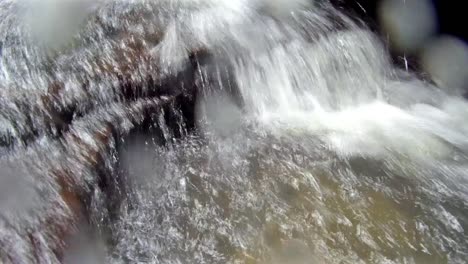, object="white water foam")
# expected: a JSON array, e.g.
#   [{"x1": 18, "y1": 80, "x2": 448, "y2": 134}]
[{"x1": 1, "y1": 0, "x2": 468, "y2": 263}]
